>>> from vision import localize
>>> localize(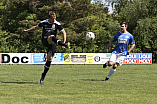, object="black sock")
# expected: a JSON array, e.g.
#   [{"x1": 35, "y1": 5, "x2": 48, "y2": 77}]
[
  {"x1": 41, "y1": 61, "x2": 51, "y2": 80},
  {"x1": 43, "y1": 61, "x2": 51, "y2": 74},
  {"x1": 58, "y1": 41, "x2": 67, "y2": 47},
  {"x1": 52, "y1": 37, "x2": 67, "y2": 47}
]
